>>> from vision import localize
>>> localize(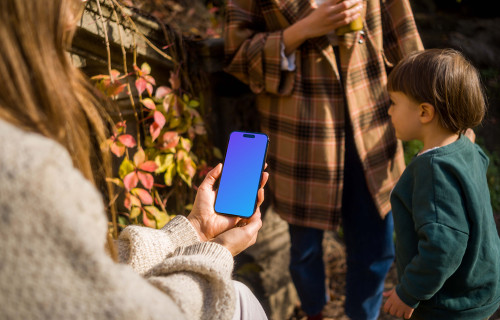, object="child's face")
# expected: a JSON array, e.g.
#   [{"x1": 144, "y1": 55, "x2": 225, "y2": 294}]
[{"x1": 388, "y1": 91, "x2": 422, "y2": 141}]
